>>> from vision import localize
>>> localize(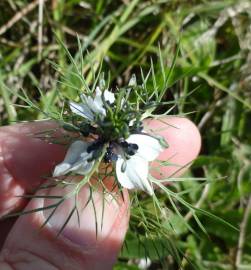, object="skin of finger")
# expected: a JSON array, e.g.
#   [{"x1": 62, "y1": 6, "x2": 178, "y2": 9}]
[
  {"x1": 145, "y1": 117, "x2": 201, "y2": 179},
  {"x1": 0, "y1": 121, "x2": 67, "y2": 191},
  {"x1": 0, "y1": 121, "x2": 67, "y2": 217},
  {"x1": 0, "y1": 185, "x2": 130, "y2": 270}
]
